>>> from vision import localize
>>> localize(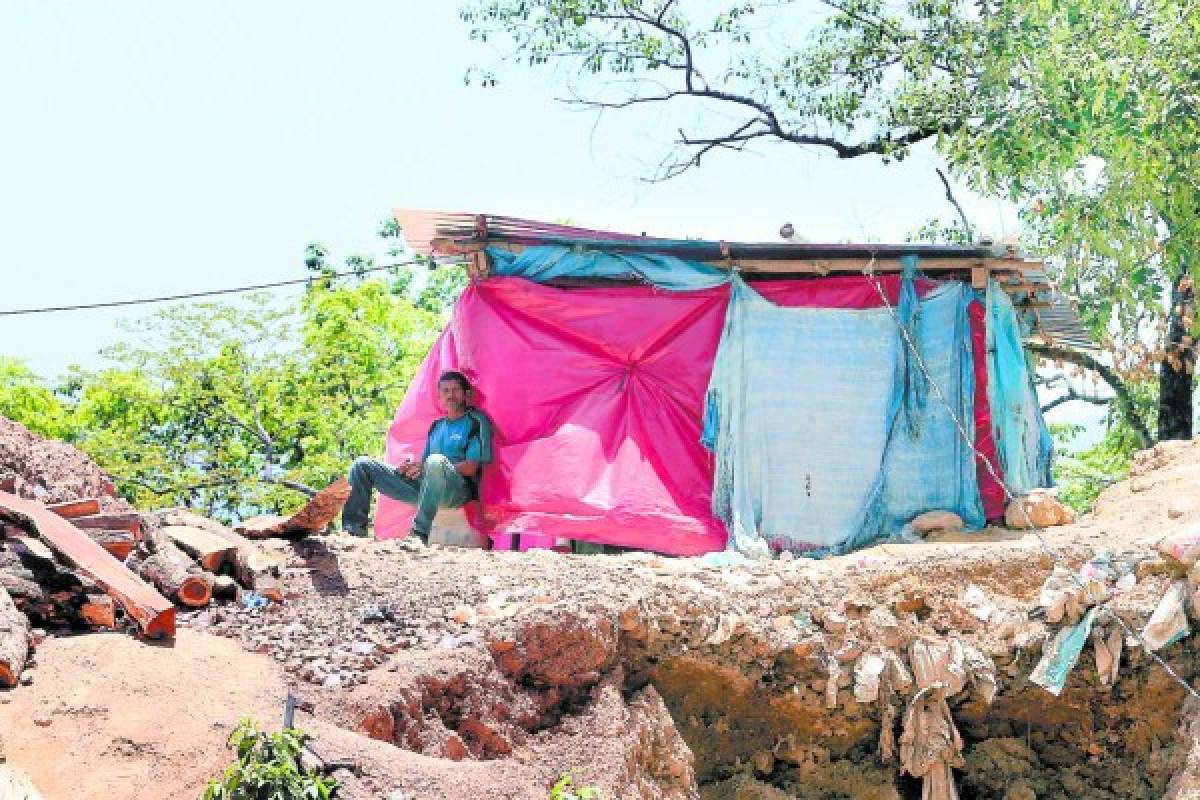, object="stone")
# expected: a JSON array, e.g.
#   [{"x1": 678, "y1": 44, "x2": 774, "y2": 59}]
[
  {"x1": 910, "y1": 510, "x2": 964, "y2": 534},
  {"x1": 822, "y1": 612, "x2": 848, "y2": 634},
  {"x1": 1005, "y1": 490, "x2": 1074, "y2": 529},
  {"x1": 1168, "y1": 497, "x2": 1200, "y2": 520}
]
